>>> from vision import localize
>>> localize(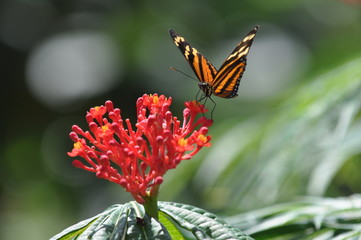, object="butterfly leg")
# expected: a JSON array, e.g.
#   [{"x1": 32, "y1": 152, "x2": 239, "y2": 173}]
[
  {"x1": 208, "y1": 96, "x2": 216, "y2": 120},
  {"x1": 195, "y1": 89, "x2": 208, "y2": 117},
  {"x1": 196, "y1": 88, "x2": 203, "y2": 102},
  {"x1": 196, "y1": 93, "x2": 216, "y2": 120}
]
